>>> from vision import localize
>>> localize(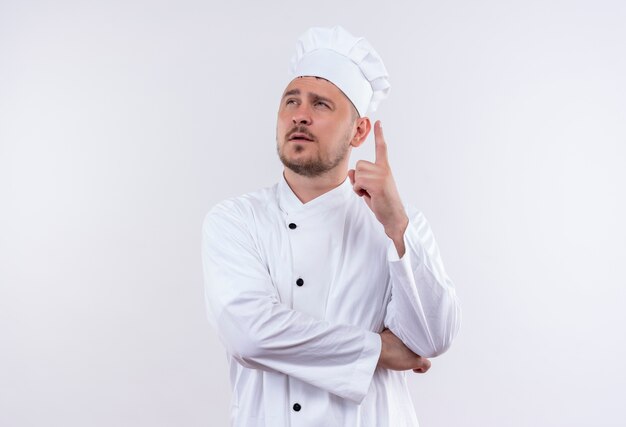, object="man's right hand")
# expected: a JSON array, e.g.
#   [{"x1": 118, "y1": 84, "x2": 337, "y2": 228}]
[{"x1": 377, "y1": 328, "x2": 431, "y2": 373}]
